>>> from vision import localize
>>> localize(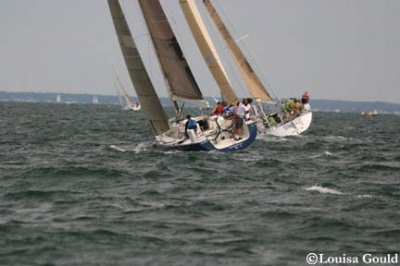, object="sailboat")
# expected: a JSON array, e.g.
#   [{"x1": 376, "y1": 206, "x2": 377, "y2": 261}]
[
  {"x1": 107, "y1": 0, "x2": 257, "y2": 151},
  {"x1": 56, "y1": 94, "x2": 61, "y2": 103},
  {"x1": 361, "y1": 110, "x2": 378, "y2": 117},
  {"x1": 111, "y1": 63, "x2": 141, "y2": 111},
  {"x1": 201, "y1": 0, "x2": 312, "y2": 137},
  {"x1": 132, "y1": 101, "x2": 141, "y2": 111},
  {"x1": 92, "y1": 95, "x2": 99, "y2": 104}
]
